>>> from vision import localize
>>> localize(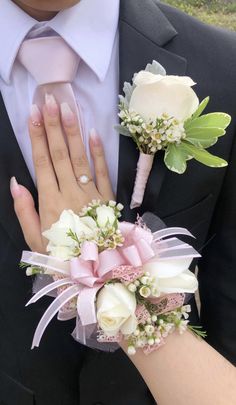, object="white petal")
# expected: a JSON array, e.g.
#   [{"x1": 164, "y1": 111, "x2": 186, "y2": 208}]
[
  {"x1": 74, "y1": 217, "x2": 94, "y2": 237},
  {"x1": 130, "y1": 81, "x2": 199, "y2": 122},
  {"x1": 104, "y1": 283, "x2": 137, "y2": 312},
  {"x1": 80, "y1": 216, "x2": 97, "y2": 230},
  {"x1": 43, "y1": 226, "x2": 75, "y2": 247},
  {"x1": 49, "y1": 246, "x2": 75, "y2": 260},
  {"x1": 96, "y1": 286, "x2": 121, "y2": 312},
  {"x1": 59, "y1": 210, "x2": 77, "y2": 229},
  {"x1": 121, "y1": 315, "x2": 138, "y2": 335},
  {"x1": 134, "y1": 71, "x2": 164, "y2": 86},
  {"x1": 143, "y1": 257, "x2": 193, "y2": 278},
  {"x1": 158, "y1": 269, "x2": 198, "y2": 293},
  {"x1": 96, "y1": 206, "x2": 116, "y2": 228},
  {"x1": 161, "y1": 75, "x2": 196, "y2": 87}
]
